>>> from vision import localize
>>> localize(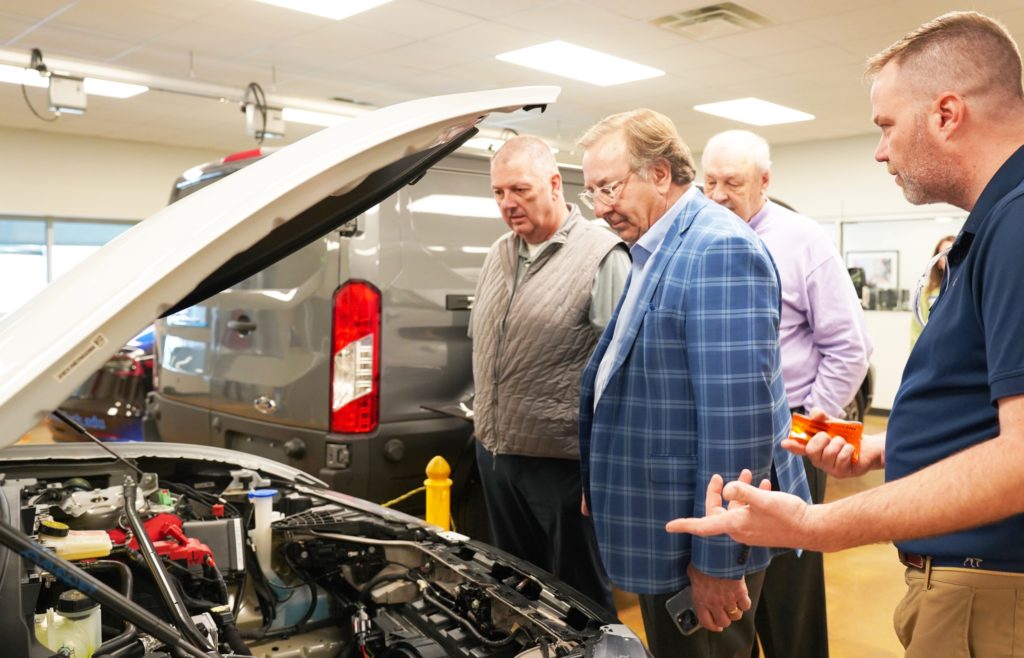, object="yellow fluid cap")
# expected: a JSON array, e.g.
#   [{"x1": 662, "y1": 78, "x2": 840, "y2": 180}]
[{"x1": 39, "y1": 519, "x2": 70, "y2": 538}]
